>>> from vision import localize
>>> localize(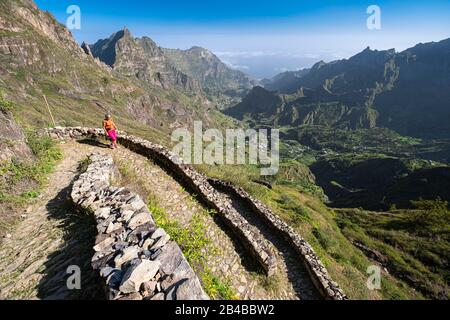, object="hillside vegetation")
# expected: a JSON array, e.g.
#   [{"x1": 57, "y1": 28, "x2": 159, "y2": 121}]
[
  {"x1": 0, "y1": 99, "x2": 61, "y2": 239},
  {"x1": 337, "y1": 200, "x2": 450, "y2": 299},
  {"x1": 0, "y1": 0, "x2": 221, "y2": 144},
  {"x1": 1, "y1": 0, "x2": 448, "y2": 300},
  {"x1": 197, "y1": 161, "x2": 424, "y2": 299}
]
